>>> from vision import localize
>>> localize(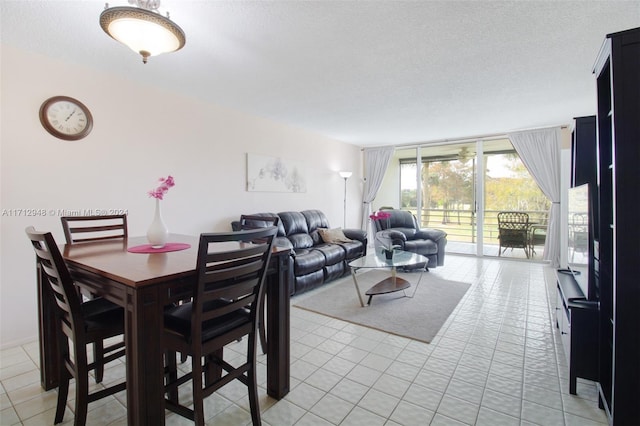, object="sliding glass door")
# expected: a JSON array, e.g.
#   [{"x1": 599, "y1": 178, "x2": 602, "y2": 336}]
[
  {"x1": 481, "y1": 139, "x2": 550, "y2": 258},
  {"x1": 380, "y1": 138, "x2": 549, "y2": 260},
  {"x1": 396, "y1": 142, "x2": 479, "y2": 254}
]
